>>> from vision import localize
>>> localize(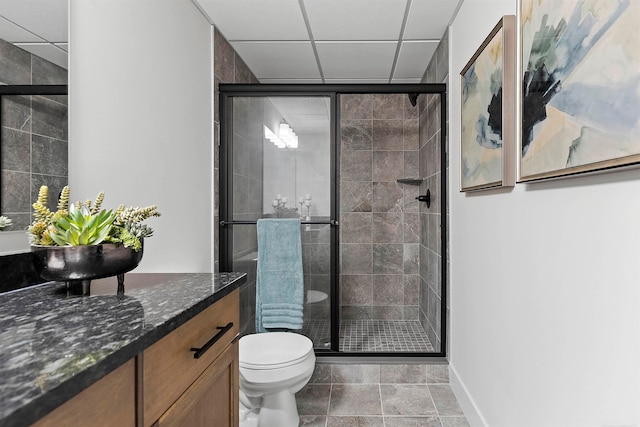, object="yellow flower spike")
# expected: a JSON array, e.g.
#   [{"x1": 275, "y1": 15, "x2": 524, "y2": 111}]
[
  {"x1": 57, "y1": 186, "x2": 70, "y2": 211},
  {"x1": 36, "y1": 186, "x2": 48, "y2": 206},
  {"x1": 92, "y1": 192, "x2": 105, "y2": 215},
  {"x1": 27, "y1": 186, "x2": 159, "y2": 248},
  {"x1": 32, "y1": 202, "x2": 52, "y2": 223}
]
